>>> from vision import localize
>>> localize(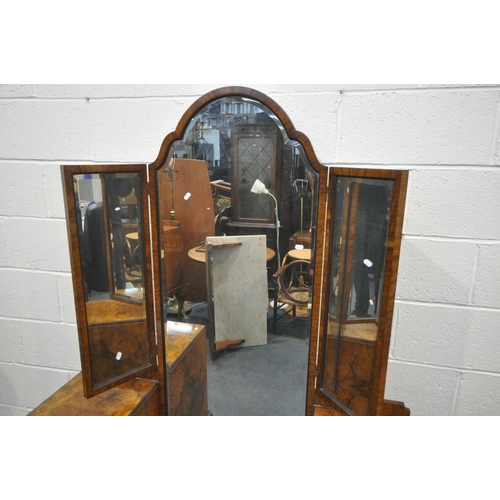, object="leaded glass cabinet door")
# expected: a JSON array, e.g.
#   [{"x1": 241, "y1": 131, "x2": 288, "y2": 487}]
[
  {"x1": 230, "y1": 123, "x2": 282, "y2": 225},
  {"x1": 306, "y1": 167, "x2": 410, "y2": 416}
]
